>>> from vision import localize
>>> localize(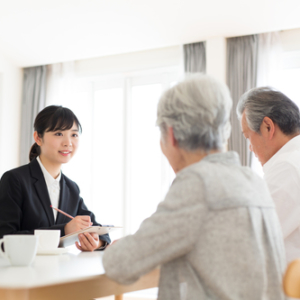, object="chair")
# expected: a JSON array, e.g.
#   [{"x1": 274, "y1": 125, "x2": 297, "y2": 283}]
[{"x1": 283, "y1": 259, "x2": 300, "y2": 298}]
